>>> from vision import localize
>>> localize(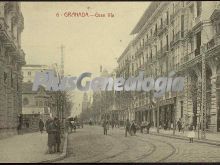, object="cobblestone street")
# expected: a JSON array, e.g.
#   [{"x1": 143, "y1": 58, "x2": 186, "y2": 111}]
[{"x1": 57, "y1": 126, "x2": 220, "y2": 163}]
